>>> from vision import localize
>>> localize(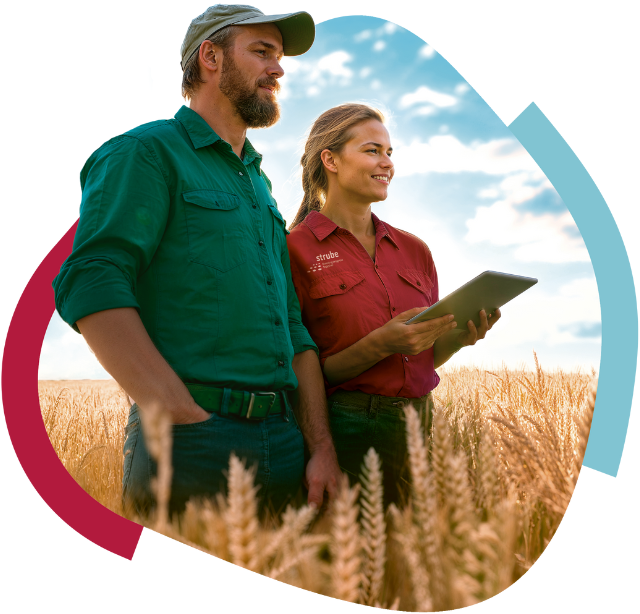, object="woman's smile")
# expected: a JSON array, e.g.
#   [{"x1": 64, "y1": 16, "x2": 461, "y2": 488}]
[{"x1": 372, "y1": 174, "x2": 390, "y2": 184}]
